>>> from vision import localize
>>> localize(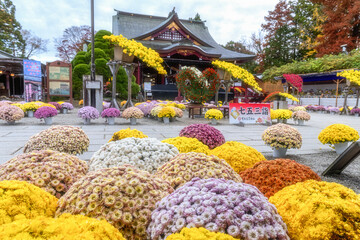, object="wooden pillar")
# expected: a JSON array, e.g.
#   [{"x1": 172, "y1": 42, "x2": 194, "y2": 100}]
[
  {"x1": 136, "y1": 62, "x2": 141, "y2": 85},
  {"x1": 334, "y1": 79, "x2": 343, "y2": 107},
  {"x1": 5, "y1": 74, "x2": 10, "y2": 96}
]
